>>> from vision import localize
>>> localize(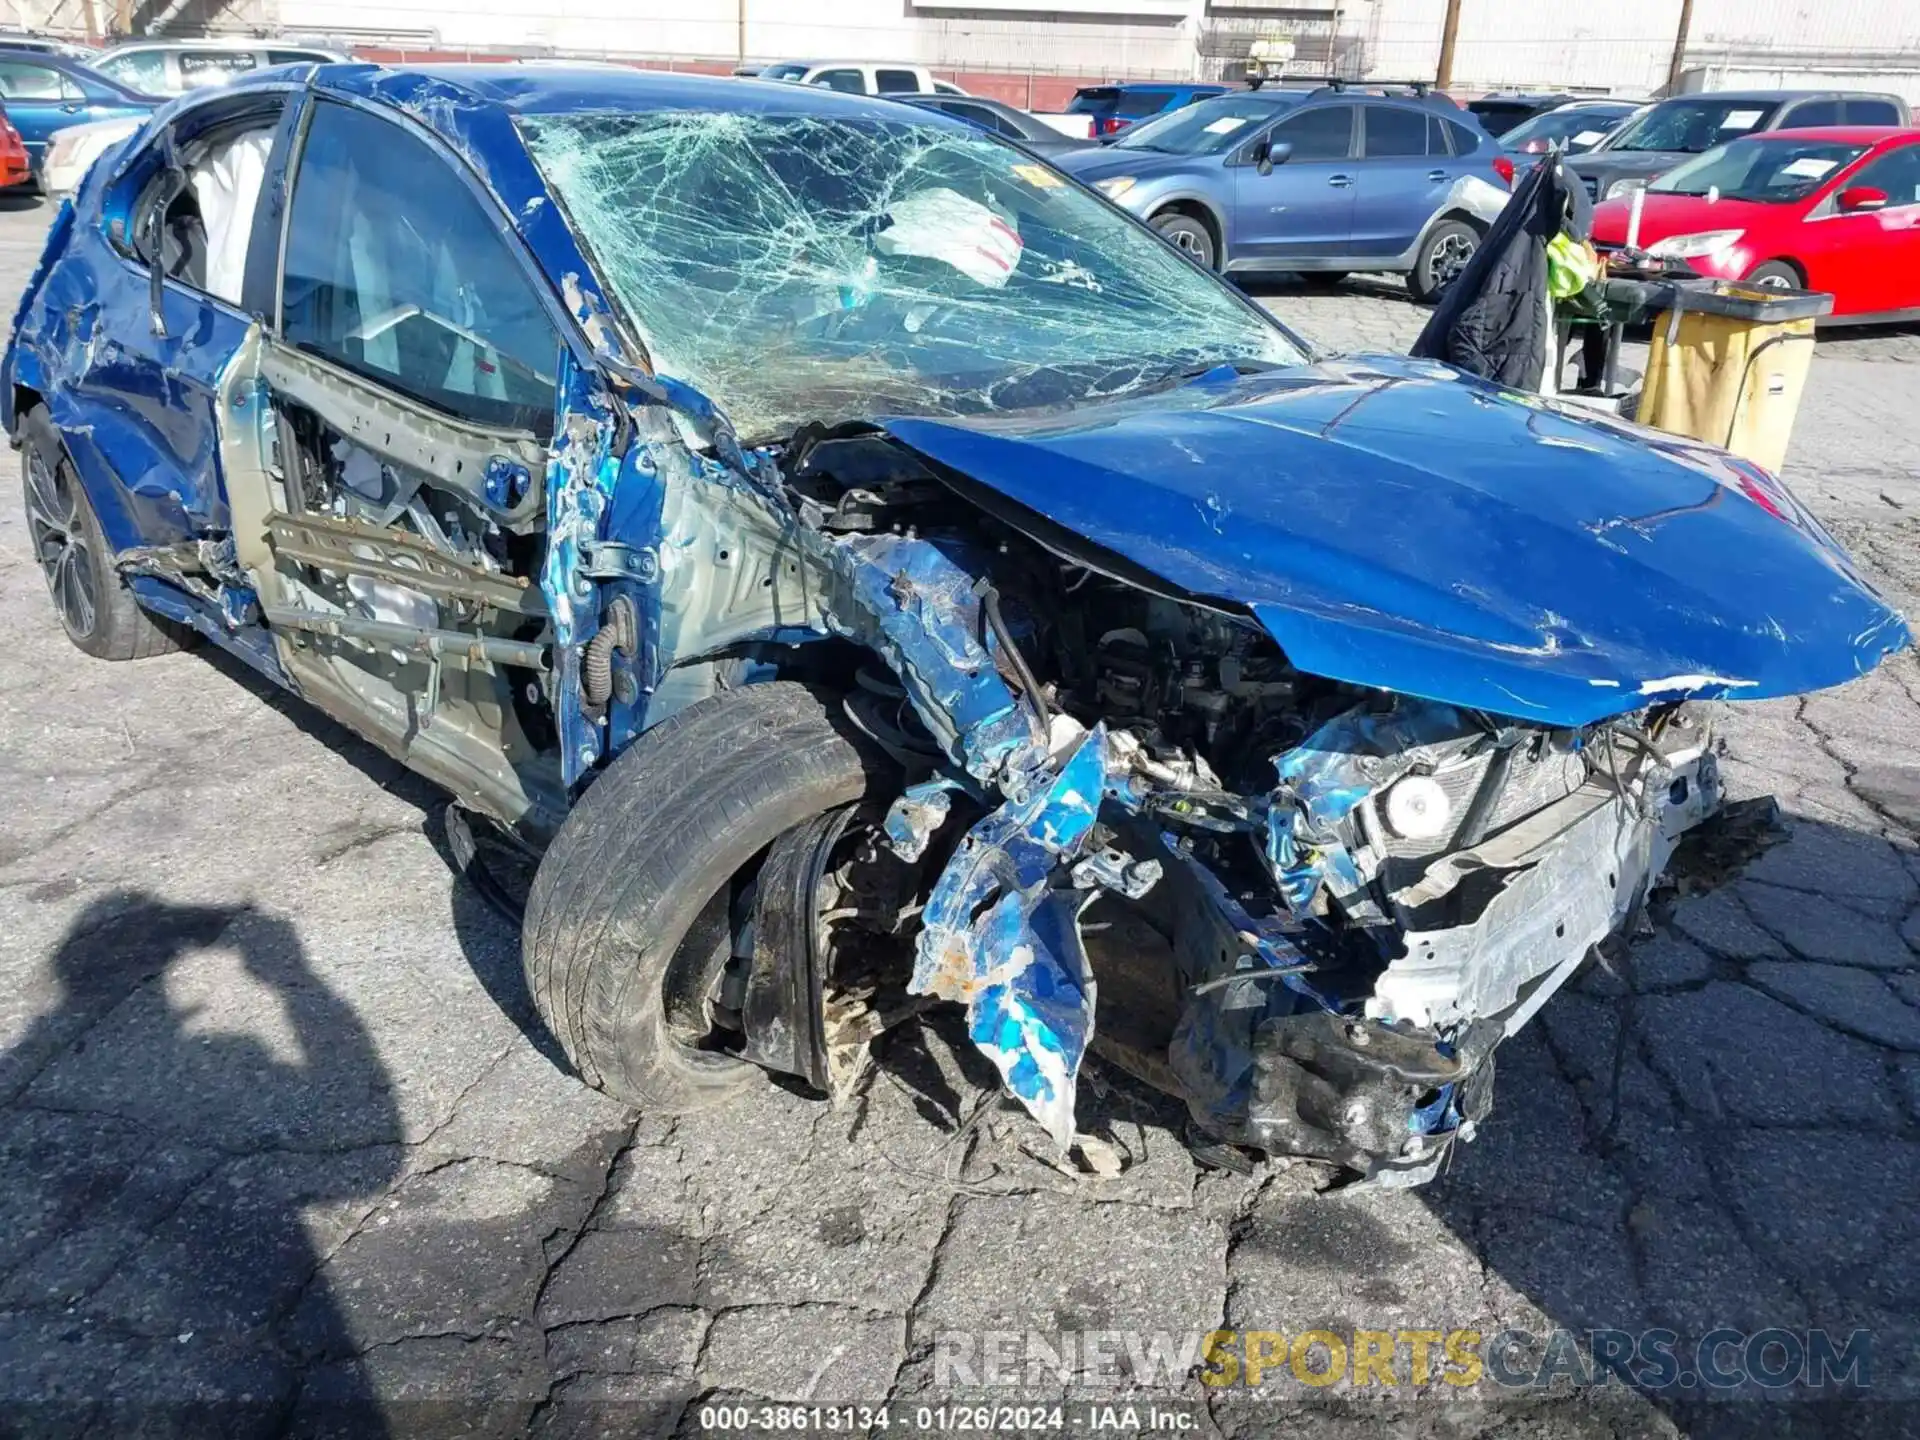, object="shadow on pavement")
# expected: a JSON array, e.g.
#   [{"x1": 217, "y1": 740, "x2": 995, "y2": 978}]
[
  {"x1": 0, "y1": 891, "x2": 400, "y2": 1436},
  {"x1": 1407, "y1": 807, "x2": 1919, "y2": 1437}
]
